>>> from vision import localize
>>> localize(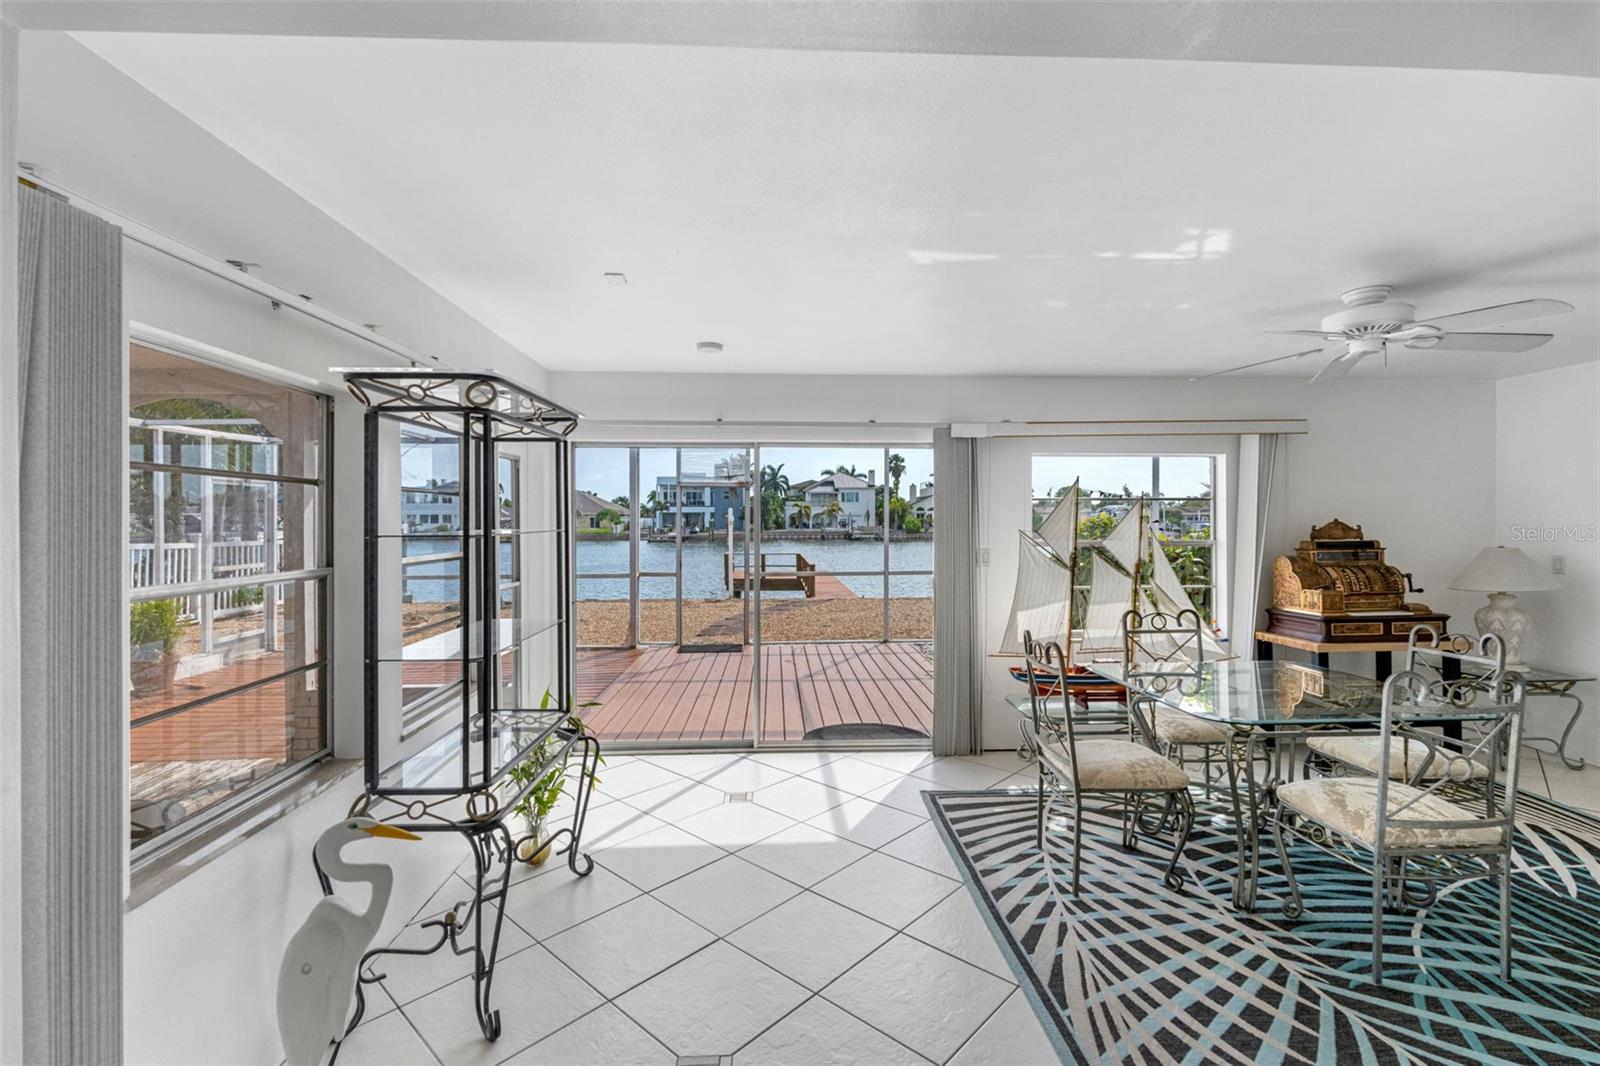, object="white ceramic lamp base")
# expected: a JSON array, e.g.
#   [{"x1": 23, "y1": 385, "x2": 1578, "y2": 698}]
[{"x1": 1473, "y1": 591, "x2": 1531, "y2": 670}]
